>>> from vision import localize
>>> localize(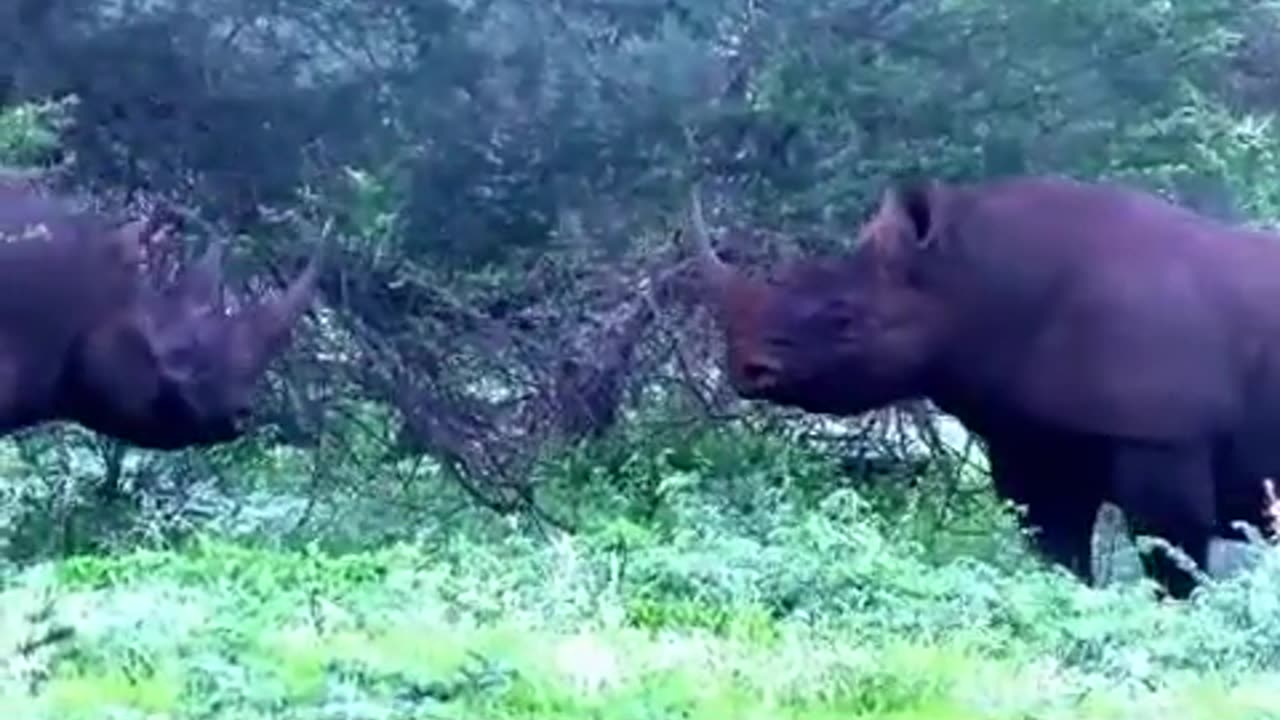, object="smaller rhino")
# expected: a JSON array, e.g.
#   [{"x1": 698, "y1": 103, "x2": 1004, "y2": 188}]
[{"x1": 0, "y1": 185, "x2": 322, "y2": 449}]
